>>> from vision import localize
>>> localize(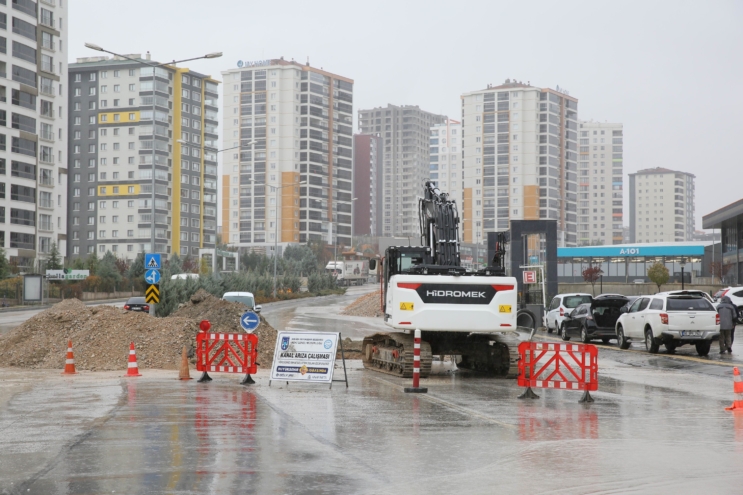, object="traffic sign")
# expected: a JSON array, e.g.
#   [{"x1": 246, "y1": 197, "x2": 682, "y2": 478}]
[
  {"x1": 240, "y1": 311, "x2": 260, "y2": 332},
  {"x1": 145, "y1": 253, "x2": 161, "y2": 270},
  {"x1": 523, "y1": 271, "x2": 537, "y2": 284},
  {"x1": 145, "y1": 284, "x2": 160, "y2": 304},
  {"x1": 144, "y1": 269, "x2": 161, "y2": 284}
]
